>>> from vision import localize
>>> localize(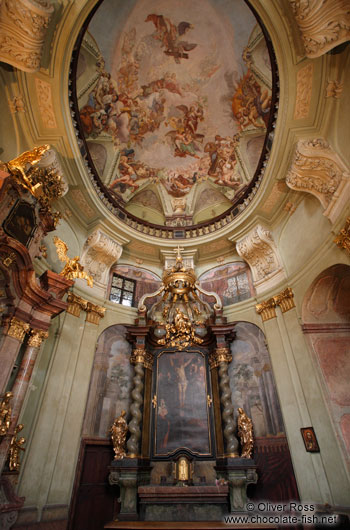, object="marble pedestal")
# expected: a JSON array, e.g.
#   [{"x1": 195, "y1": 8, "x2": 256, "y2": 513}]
[
  {"x1": 215, "y1": 457, "x2": 258, "y2": 513},
  {"x1": 109, "y1": 458, "x2": 151, "y2": 521}
]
